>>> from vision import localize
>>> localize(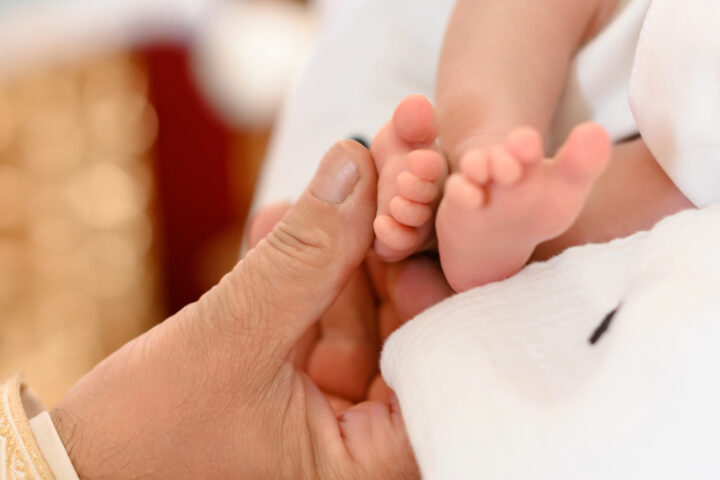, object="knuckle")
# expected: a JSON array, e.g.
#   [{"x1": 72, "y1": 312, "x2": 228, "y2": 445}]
[
  {"x1": 265, "y1": 218, "x2": 338, "y2": 272},
  {"x1": 193, "y1": 271, "x2": 289, "y2": 373}
]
